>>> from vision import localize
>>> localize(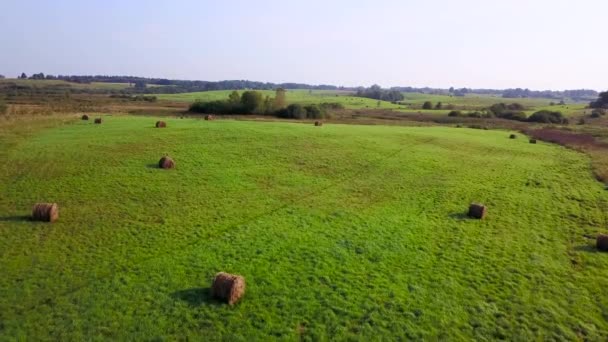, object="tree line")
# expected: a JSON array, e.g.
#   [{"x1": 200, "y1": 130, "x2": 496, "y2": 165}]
[
  {"x1": 8, "y1": 73, "x2": 597, "y2": 100},
  {"x1": 189, "y1": 89, "x2": 343, "y2": 119},
  {"x1": 447, "y1": 102, "x2": 567, "y2": 124},
  {"x1": 355, "y1": 85, "x2": 404, "y2": 102}
]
